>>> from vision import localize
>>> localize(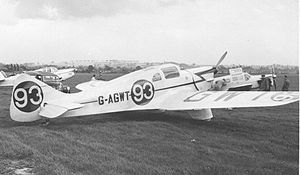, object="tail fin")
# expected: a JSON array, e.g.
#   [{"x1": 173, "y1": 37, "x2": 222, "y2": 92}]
[{"x1": 10, "y1": 74, "x2": 65, "y2": 122}]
